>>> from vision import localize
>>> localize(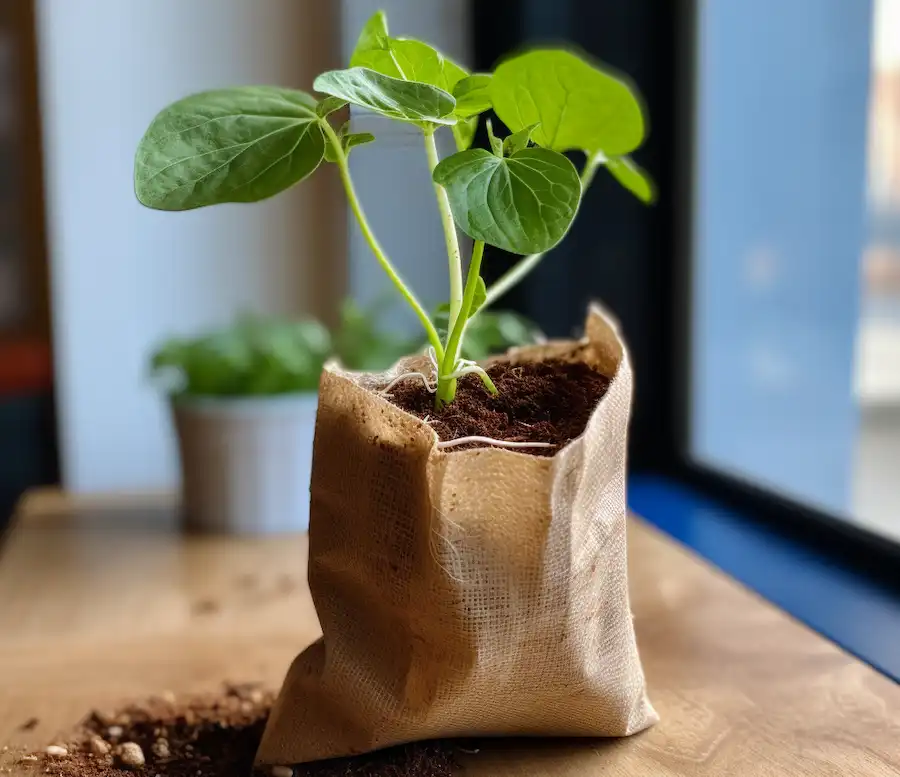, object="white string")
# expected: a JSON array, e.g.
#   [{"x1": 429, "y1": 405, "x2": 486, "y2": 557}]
[
  {"x1": 445, "y1": 364, "x2": 490, "y2": 381},
  {"x1": 380, "y1": 349, "x2": 492, "y2": 394},
  {"x1": 426, "y1": 346, "x2": 440, "y2": 373},
  {"x1": 428, "y1": 506, "x2": 467, "y2": 584},
  {"x1": 436, "y1": 436, "x2": 555, "y2": 450},
  {"x1": 379, "y1": 371, "x2": 436, "y2": 395}
]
